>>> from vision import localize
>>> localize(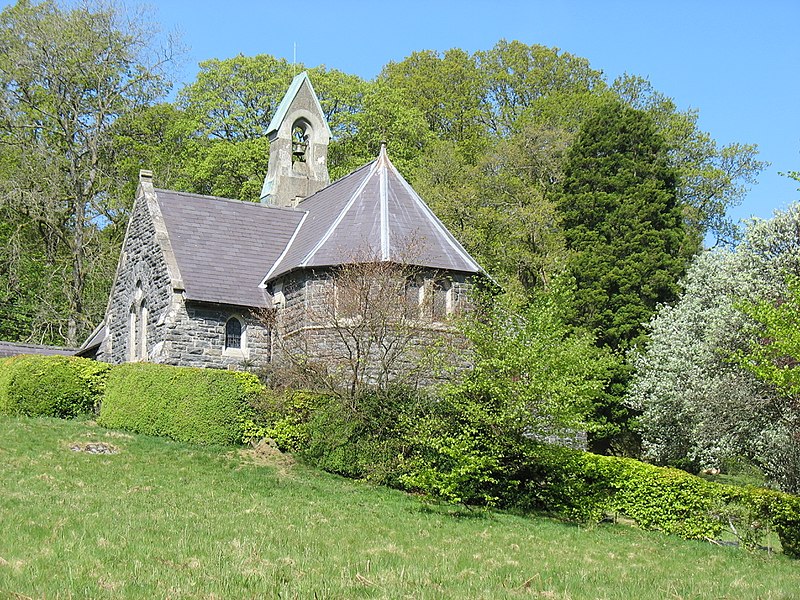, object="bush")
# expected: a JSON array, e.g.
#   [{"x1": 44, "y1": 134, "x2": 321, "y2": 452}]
[
  {"x1": 724, "y1": 486, "x2": 800, "y2": 558},
  {"x1": 244, "y1": 390, "x2": 327, "y2": 451},
  {"x1": 610, "y1": 458, "x2": 724, "y2": 539},
  {"x1": 0, "y1": 355, "x2": 110, "y2": 418},
  {"x1": 404, "y1": 430, "x2": 800, "y2": 555},
  {"x1": 302, "y1": 387, "x2": 431, "y2": 486},
  {"x1": 99, "y1": 363, "x2": 264, "y2": 446}
]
